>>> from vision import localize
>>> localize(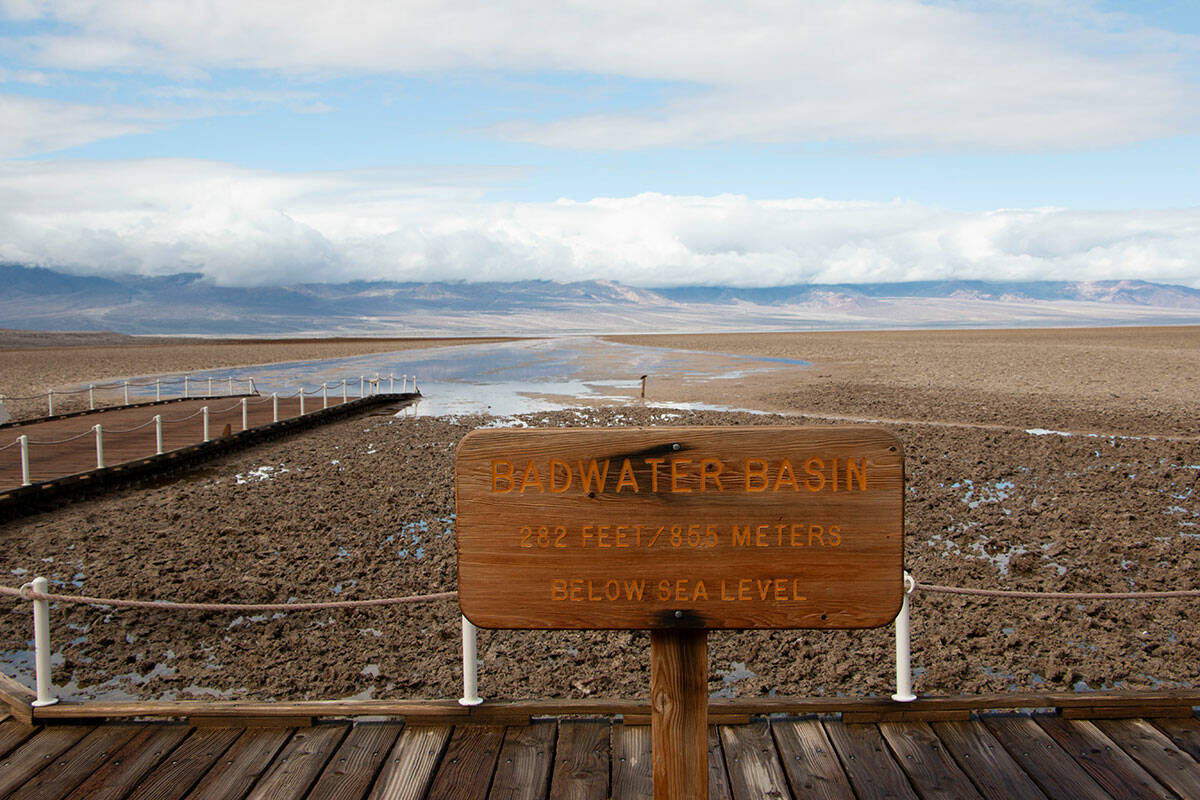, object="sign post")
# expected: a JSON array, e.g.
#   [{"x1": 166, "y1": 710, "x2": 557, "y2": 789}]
[{"x1": 456, "y1": 426, "x2": 904, "y2": 798}]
